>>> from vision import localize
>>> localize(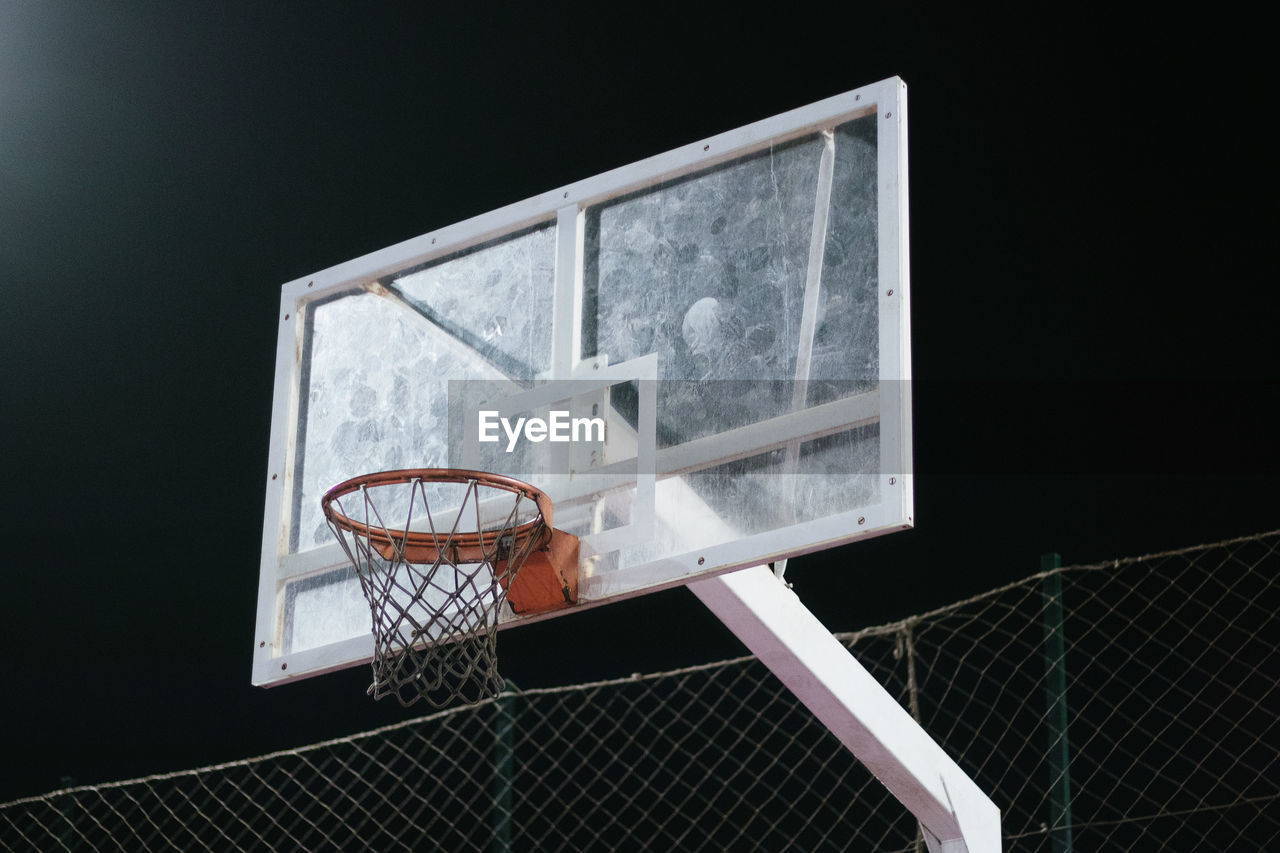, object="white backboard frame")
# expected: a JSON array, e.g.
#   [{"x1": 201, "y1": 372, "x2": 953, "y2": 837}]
[{"x1": 254, "y1": 76, "x2": 913, "y2": 687}]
